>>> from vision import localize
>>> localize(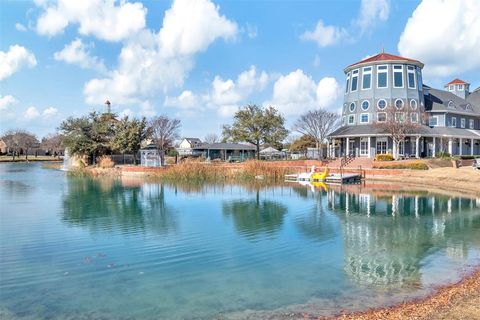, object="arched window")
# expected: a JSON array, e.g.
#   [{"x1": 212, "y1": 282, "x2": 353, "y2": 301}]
[
  {"x1": 447, "y1": 100, "x2": 455, "y2": 109},
  {"x1": 410, "y1": 99, "x2": 417, "y2": 110},
  {"x1": 395, "y1": 99, "x2": 404, "y2": 109},
  {"x1": 465, "y1": 104, "x2": 472, "y2": 111},
  {"x1": 349, "y1": 102, "x2": 356, "y2": 112},
  {"x1": 377, "y1": 99, "x2": 387, "y2": 110},
  {"x1": 343, "y1": 103, "x2": 347, "y2": 113},
  {"x1": 361, "y1": 100, "x2": 370, "y2": 111}
]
